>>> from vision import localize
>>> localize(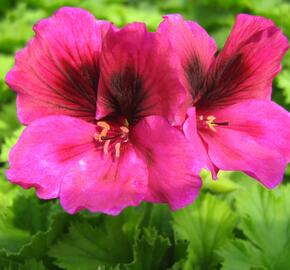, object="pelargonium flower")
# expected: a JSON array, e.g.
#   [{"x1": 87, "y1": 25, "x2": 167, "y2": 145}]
[
  {"x1": 159, "y1": 14, "x2": 290, "y2": 188},
  {"x1": 5, "y1": 8, "x2": 202, "y2": 214}
]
